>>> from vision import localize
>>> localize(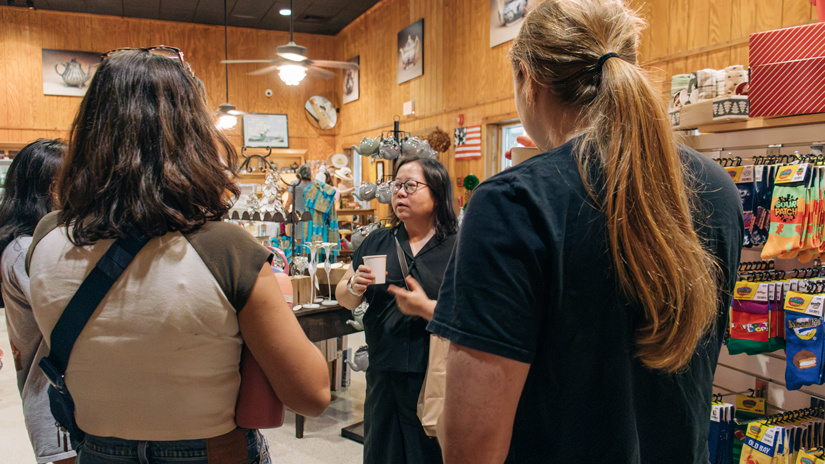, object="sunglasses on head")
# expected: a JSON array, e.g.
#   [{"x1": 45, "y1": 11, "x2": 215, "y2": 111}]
[{"x1": 101, "y1": 45, "x2": 194, "y2": 76}]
